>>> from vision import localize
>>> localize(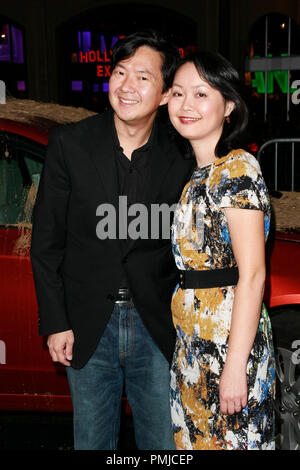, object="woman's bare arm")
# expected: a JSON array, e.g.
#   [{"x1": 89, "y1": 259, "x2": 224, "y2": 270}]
[{"x1": 219, "y1": 208, "x2": 266, "y2": 415}]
